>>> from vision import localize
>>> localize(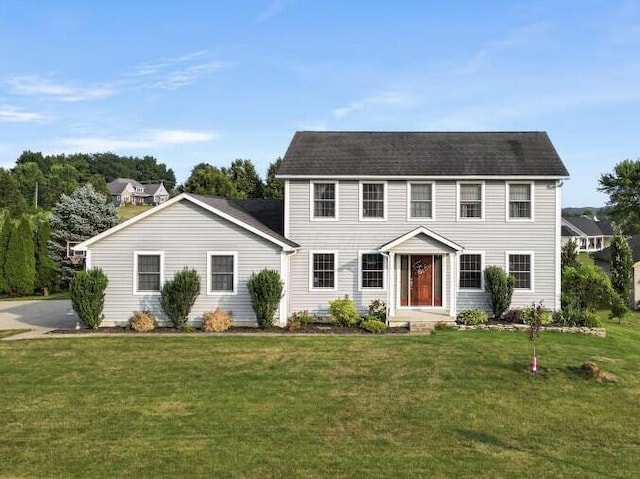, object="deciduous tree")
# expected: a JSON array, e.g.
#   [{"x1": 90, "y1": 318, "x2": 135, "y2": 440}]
[{"x1": 599, "y1": 159, "x2": 640, "y2": 233}]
